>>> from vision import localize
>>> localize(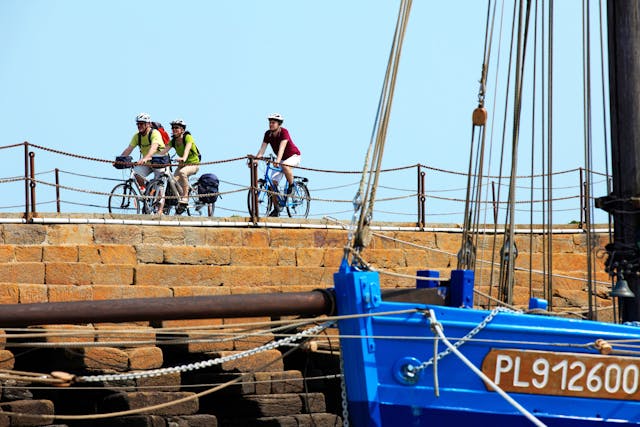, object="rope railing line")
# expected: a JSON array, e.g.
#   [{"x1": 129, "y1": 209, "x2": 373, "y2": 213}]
[
  {"x1": 18, "y1": 142, "x2": 609, "y2": 182},
  {"x1": 0, "y1": 142, "x2": 28, "y2": 150},
  {"x1": 426, "y1": 193, "x2": 580, "y2": 204},
  {"x1": 0, "y1": 177, "x2": 26, "y2": 184},
  {"x1": 31, "y1": 178, "x2": 245, "y2": 200},
  {"x1": 57, "y1": 169, "x2": 124, "y2": 182}
]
